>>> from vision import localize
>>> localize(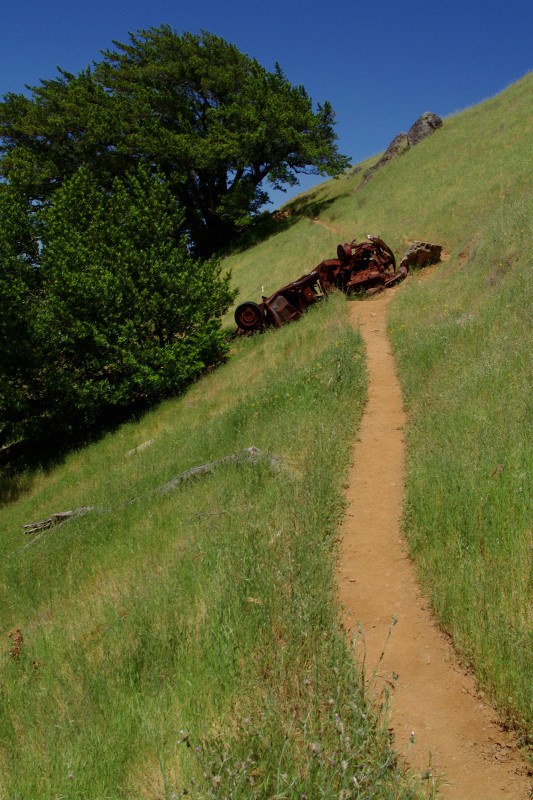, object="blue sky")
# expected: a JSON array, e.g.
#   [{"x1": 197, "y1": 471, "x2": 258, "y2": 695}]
[{"x1": 2, "y1": 0, "x2": 531, "y2": 208}]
